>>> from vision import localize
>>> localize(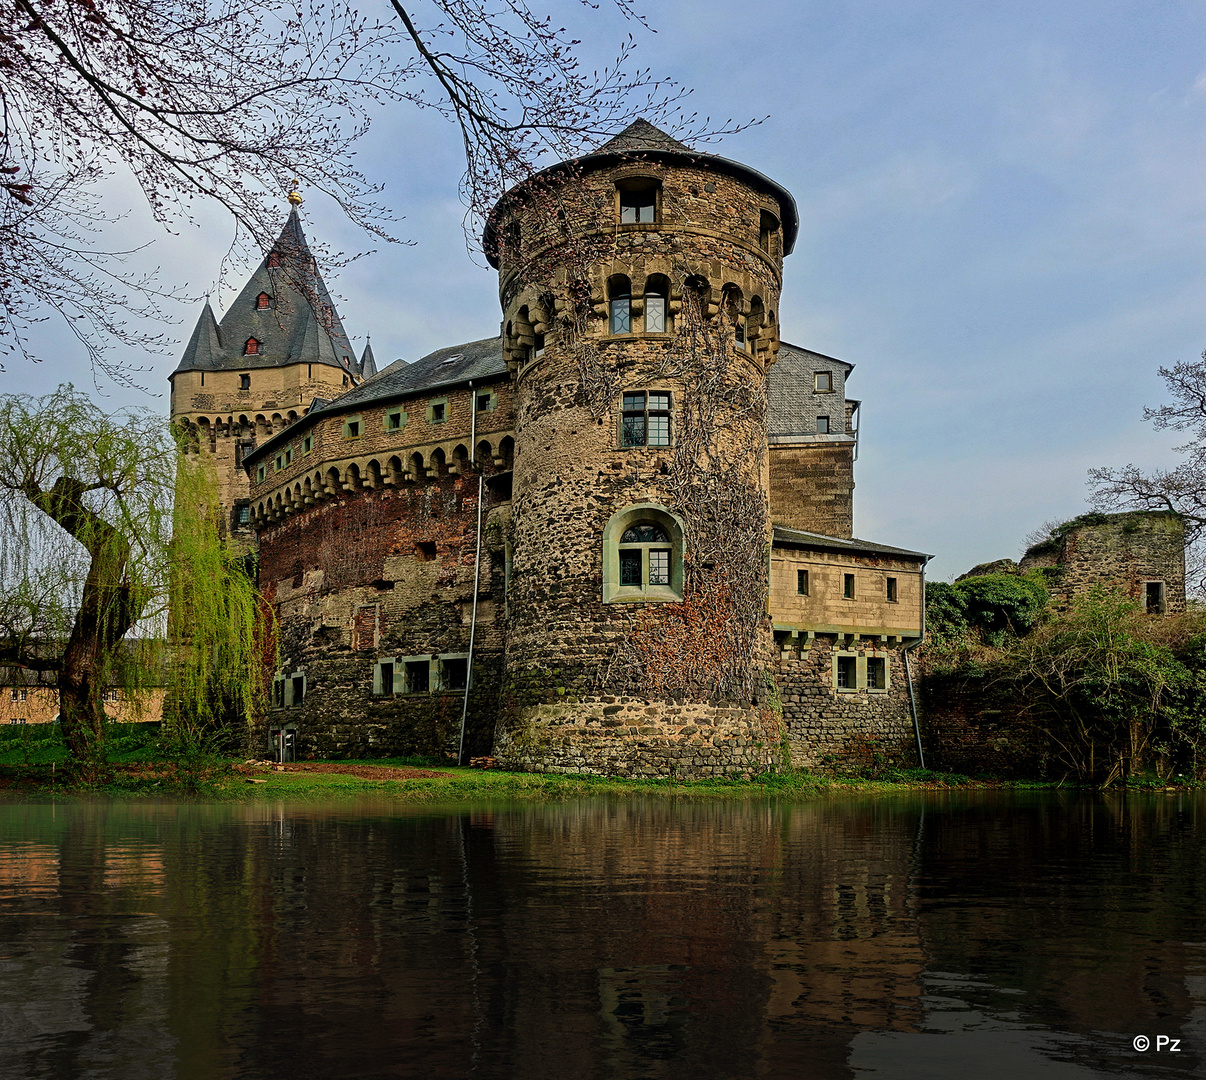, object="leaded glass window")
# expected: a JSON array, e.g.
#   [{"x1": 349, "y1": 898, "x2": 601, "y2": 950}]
[
  {"x1": 617, "y1": 521, "x2": 672, "y2": 593},
  {"x1": 620, "y1": 391, "x2": 671, "y2": 447},
  {"x1": 645, "y1": 293, "x2": 666, "y2": 332},
  {"x1": 610, "y1": 294, "x2": 631, "y2": 334}
]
